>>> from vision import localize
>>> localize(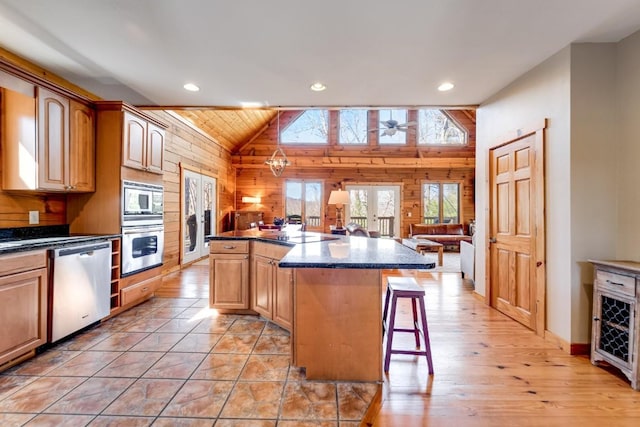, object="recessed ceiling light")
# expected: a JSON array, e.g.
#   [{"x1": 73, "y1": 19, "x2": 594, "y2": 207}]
[
  {"x1": 310, "y1": 82, "x2": 327, "y2": 92},
  {"x1": 438, "y1": 82, "x2": 455, "y2": 92},
  {"x1": 183, "y1": 83, "x2": 200, "y2": 92},
  {"x1": 240, "y1": 101, "x2": 264, "y2": 108}
]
